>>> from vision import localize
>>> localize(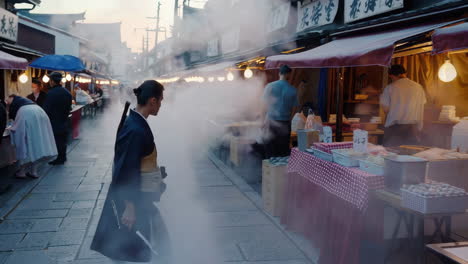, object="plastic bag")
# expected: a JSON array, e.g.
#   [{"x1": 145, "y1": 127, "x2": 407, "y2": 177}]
[{"x1": 291, "y1": 112, "x2": 306, "y2": 132}]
